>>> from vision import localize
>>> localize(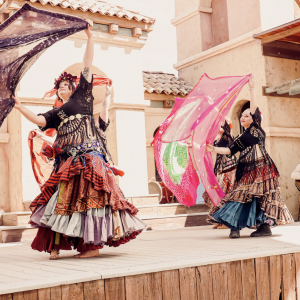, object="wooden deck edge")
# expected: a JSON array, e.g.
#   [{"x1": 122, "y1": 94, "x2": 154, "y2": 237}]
[{"x1": 2, "y1": 251, "x2": 300, "y2": 299}]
